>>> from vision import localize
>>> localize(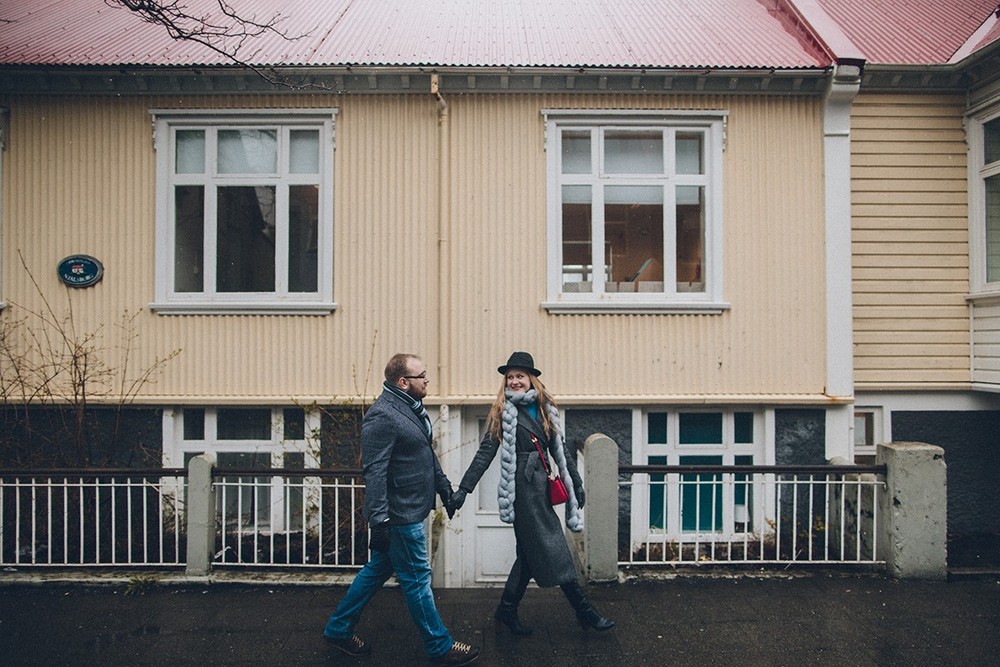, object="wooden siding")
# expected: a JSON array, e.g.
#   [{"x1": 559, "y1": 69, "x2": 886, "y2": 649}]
[
  {"x1": 851, "y1": 93, "x2": 971, "y2": 389},
  {"x1": 1, "y1": 92, "x2": 828, "y2": 405},
  {"x1": 972, "y1": 301, "x2": 1000, "y2": 386}
]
